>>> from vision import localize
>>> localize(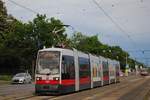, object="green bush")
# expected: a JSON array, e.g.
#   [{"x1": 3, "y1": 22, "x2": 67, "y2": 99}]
[{"x1": 0, "y1": 75, "x2": 12, "y2": 81}]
